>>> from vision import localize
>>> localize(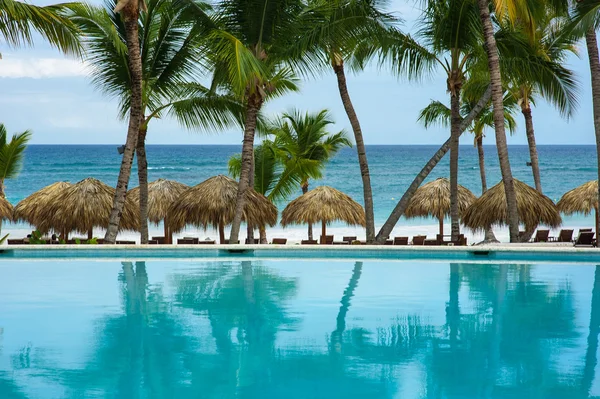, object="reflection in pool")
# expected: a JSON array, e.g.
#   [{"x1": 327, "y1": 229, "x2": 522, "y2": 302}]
[{"x1": 0, "y1": 259, "x2": 597, "y2": 398}]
